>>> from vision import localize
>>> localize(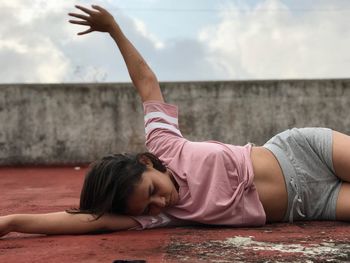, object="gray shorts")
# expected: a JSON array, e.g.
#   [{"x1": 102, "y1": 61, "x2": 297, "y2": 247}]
[{"x1": 263, "y1": 127, "x2": 341, "y2": 222}]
